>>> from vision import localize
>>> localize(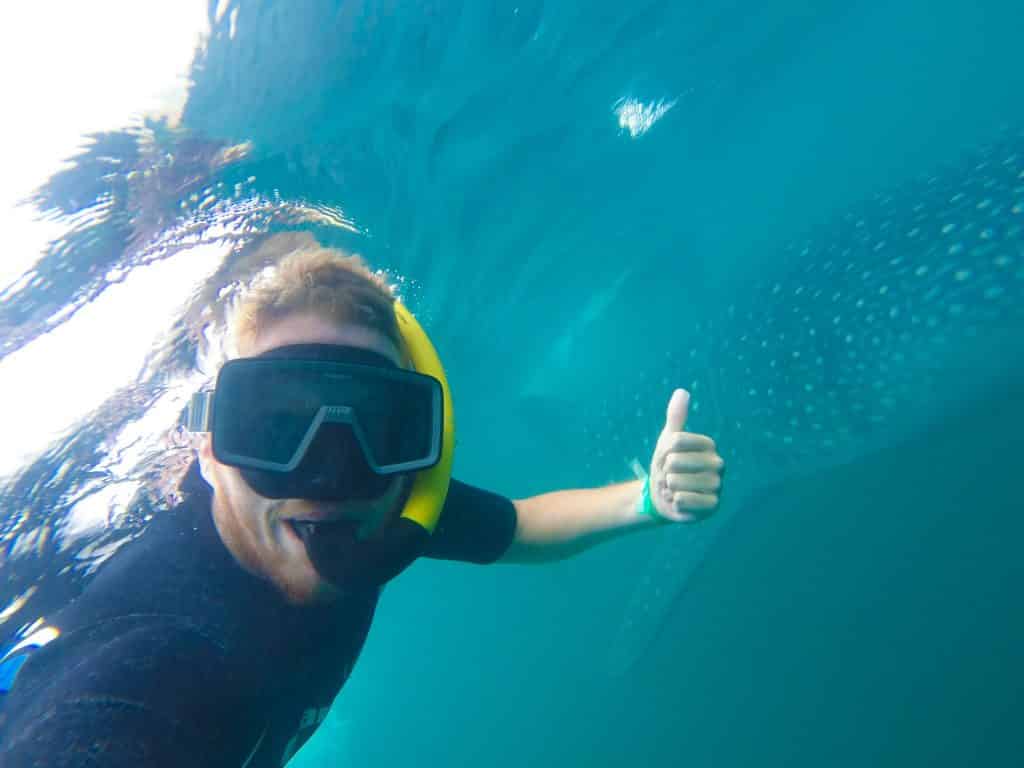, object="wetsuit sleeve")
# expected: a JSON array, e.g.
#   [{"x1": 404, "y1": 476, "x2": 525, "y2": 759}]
[
  {"x1": 0, "y1": 619, "x2": 263, "y2": 768},
  {"x1": 422, "y1": 479, "x2": 518, "y2": 564}
]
